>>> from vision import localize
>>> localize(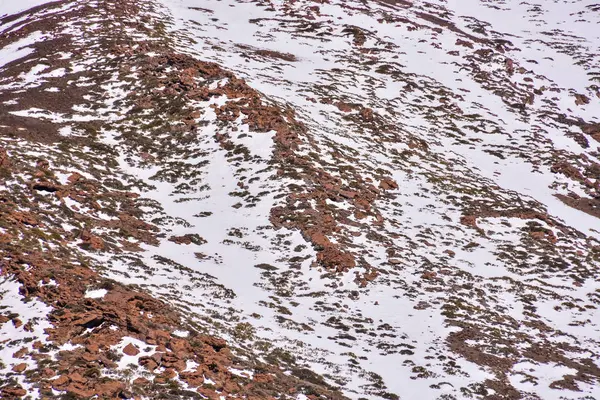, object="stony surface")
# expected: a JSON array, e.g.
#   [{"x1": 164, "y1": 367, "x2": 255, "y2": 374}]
[{"x1": 1, "y1": 0, "x2": 599, "y2": 399}]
